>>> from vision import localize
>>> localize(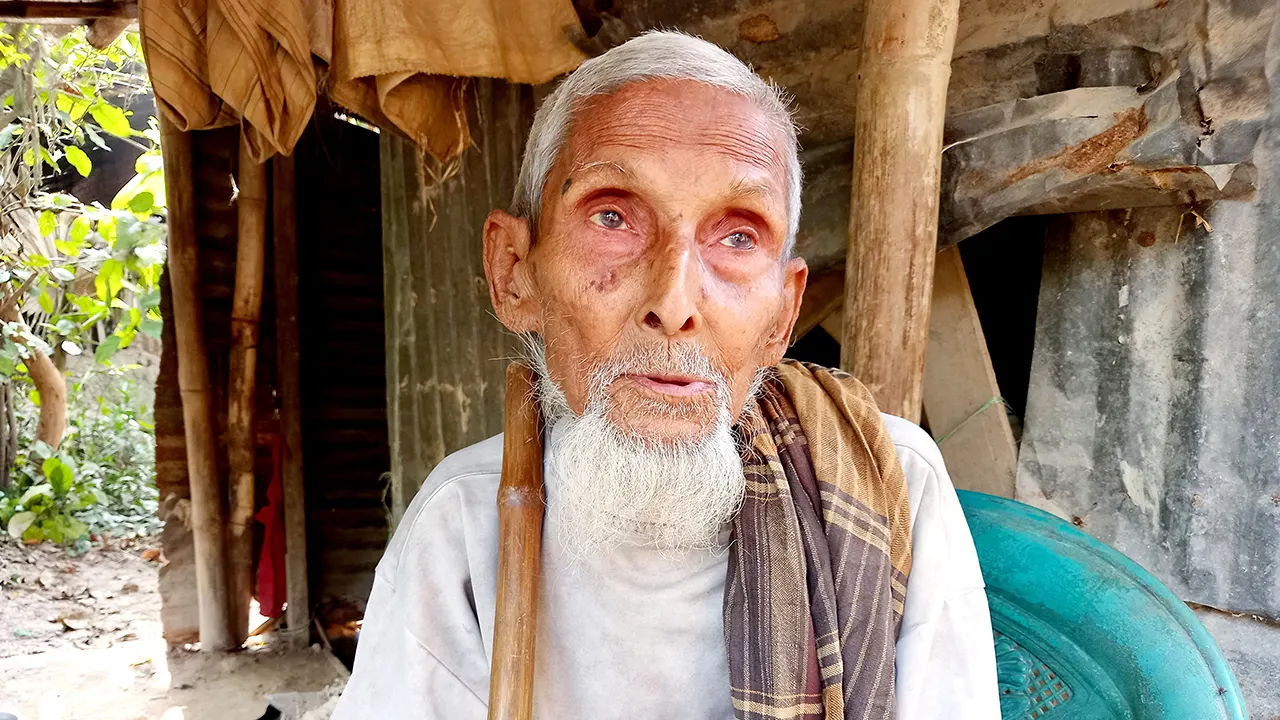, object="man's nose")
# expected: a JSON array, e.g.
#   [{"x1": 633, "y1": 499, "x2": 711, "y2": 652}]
[{"x1": 640, "y1": 238, "x2": 702, "y2": 337}]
